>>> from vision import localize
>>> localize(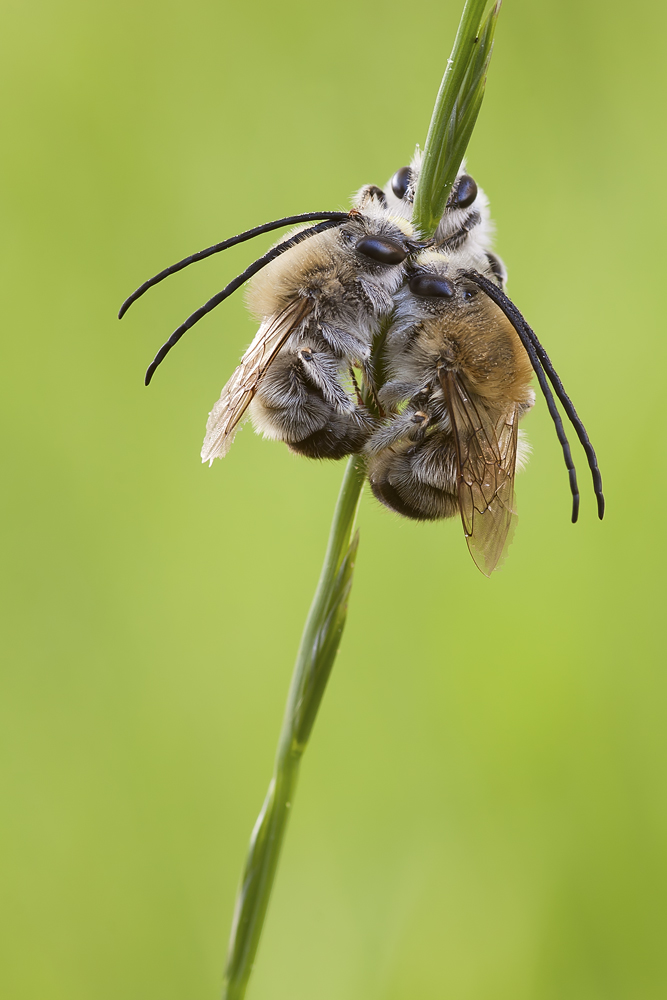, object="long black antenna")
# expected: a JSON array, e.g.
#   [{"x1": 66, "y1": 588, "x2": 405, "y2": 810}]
[
  {"x1": 463, "y1": 270, "x2": 605, "y2": 521},
  {"x1": 463, "y1": 271, "x2": 579, "y2": 520},
  {"x1": 522, "y1": 325, "x2": 605, "y2": 519},
  {"x1": 119, "y1": 212, "x2": 349, "y2": 320},
  {"x1": 144, "y1": 218, "x2": 344, "y2": 386}
]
